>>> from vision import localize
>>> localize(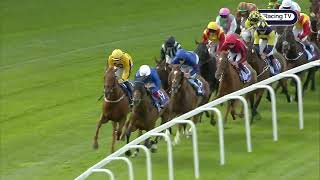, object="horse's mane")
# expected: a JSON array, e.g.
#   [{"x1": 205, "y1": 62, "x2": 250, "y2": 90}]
[
  {"x1": 194, "y1": 42, "x2": 210, "y2": 62},
  {"x1": 133, "y1": 80, "x2": 147, "y2": 95}
]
